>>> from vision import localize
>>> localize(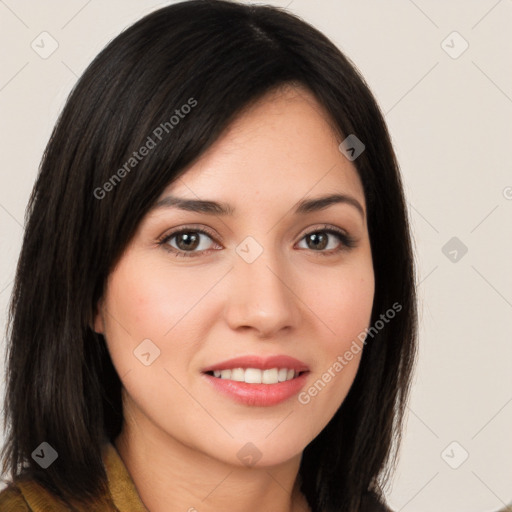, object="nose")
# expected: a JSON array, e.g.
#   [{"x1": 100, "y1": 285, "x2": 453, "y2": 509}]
[{"x1": 223, "y1": 246, "x2": 302, "y2": 338}]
